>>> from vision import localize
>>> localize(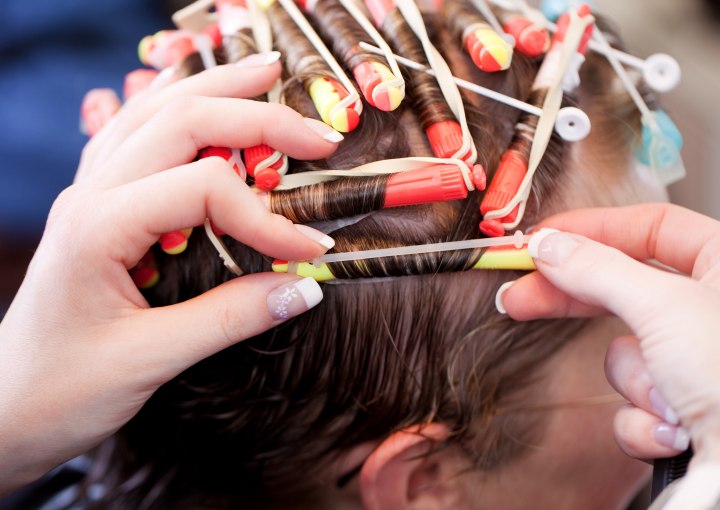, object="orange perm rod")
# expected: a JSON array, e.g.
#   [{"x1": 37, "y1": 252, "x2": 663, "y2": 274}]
[
  {"x1": 79, "y1": 89, "x2": 122, "y2": 137},
  {"x1": 499, "y1": 12, "x2": 550, "y2": 57},
  {"x1": 130, "y1": 251, "x2": 160, "y2": 289},
  {"x1": 296, "y1": 0, "x2": 403, "y2": 112},
  {"x1": 479, "y1": 4, "x2": 594, "y2": 238},
  {"x1": 364, "y1": 0, "x2": 467, "y2": 160}
]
